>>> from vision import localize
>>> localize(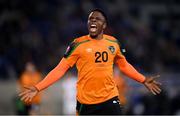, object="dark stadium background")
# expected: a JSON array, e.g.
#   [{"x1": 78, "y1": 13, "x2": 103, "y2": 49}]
[{"x1": 0, "y1": 0, "x2": 180, "y2": 115}]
